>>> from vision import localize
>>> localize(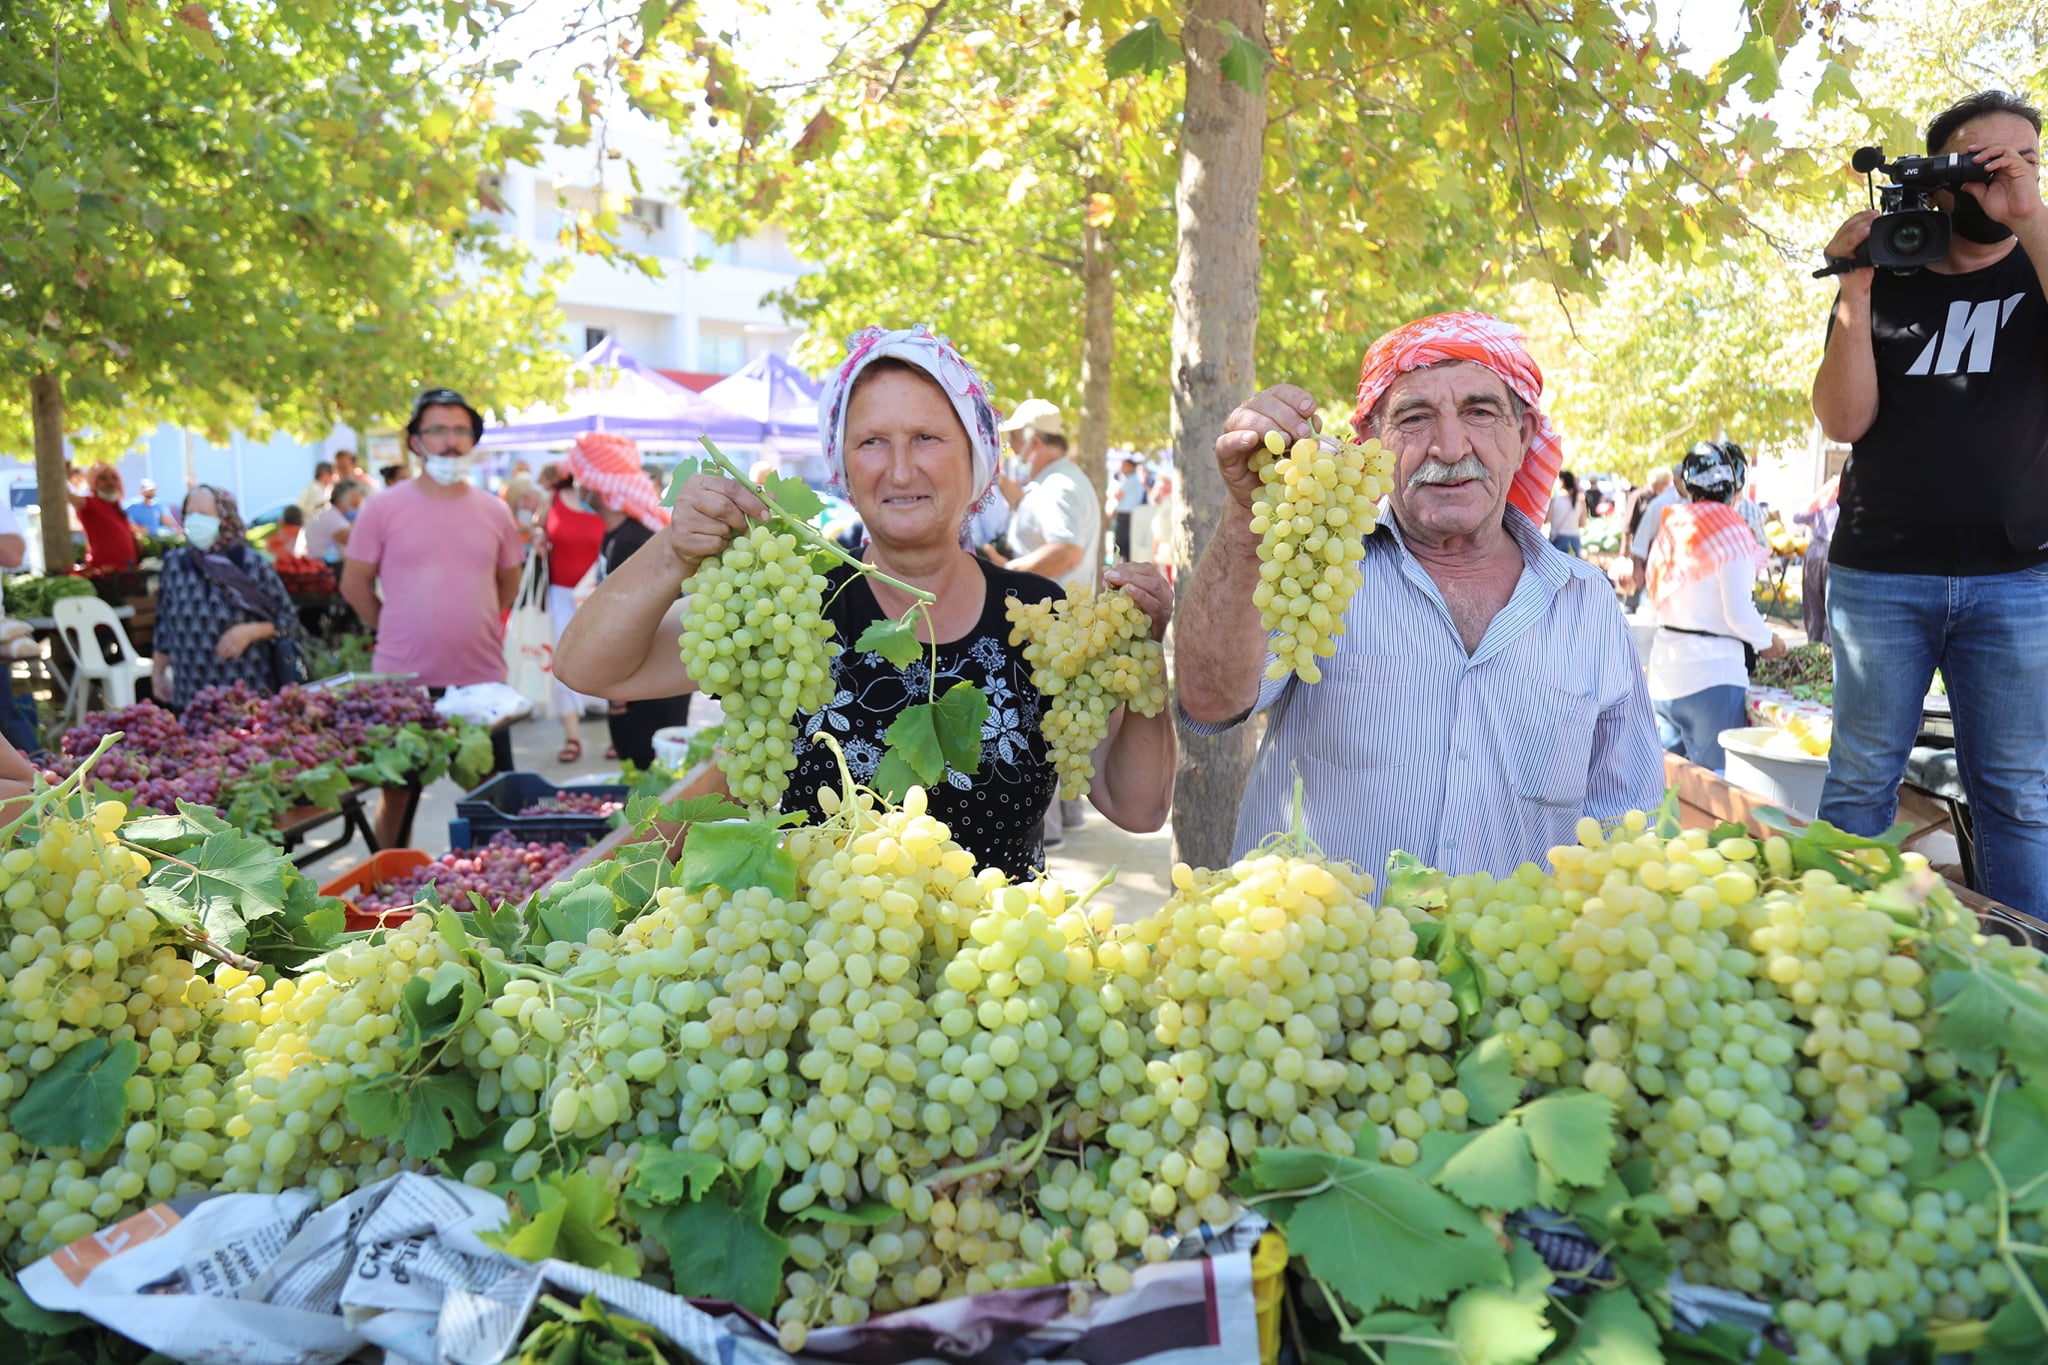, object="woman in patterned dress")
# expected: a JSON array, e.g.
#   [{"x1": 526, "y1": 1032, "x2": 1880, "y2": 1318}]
[
  {"x1": 557, "y1": 326, "x2": 1176, "y2": 878},
  {"x1": 149, "y1": 486, "x2": 299, "y2": 711}
]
